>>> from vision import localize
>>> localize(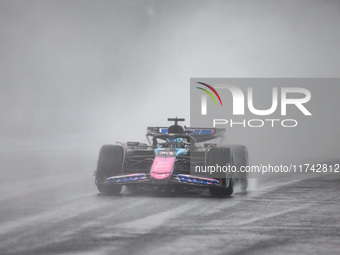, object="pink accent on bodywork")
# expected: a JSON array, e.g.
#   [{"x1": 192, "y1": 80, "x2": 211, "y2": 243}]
[{"x1": 150, "y1": 156, "x2": 175, "y2": 180}]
